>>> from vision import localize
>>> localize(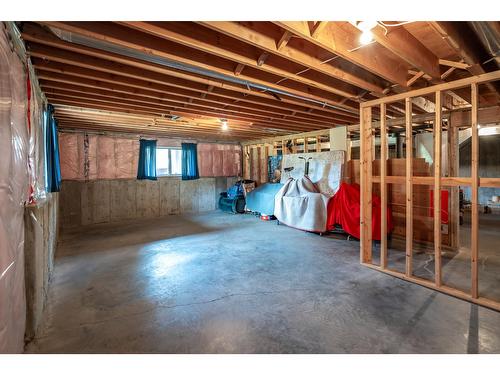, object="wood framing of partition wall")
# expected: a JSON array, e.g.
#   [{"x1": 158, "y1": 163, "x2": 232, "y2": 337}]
[
  {"x1": 359, "y1": 70, "x2": 500, "y2": 311},
  {"x1": 241, "y1": 128, "x2": 331, "y2": 184}
]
